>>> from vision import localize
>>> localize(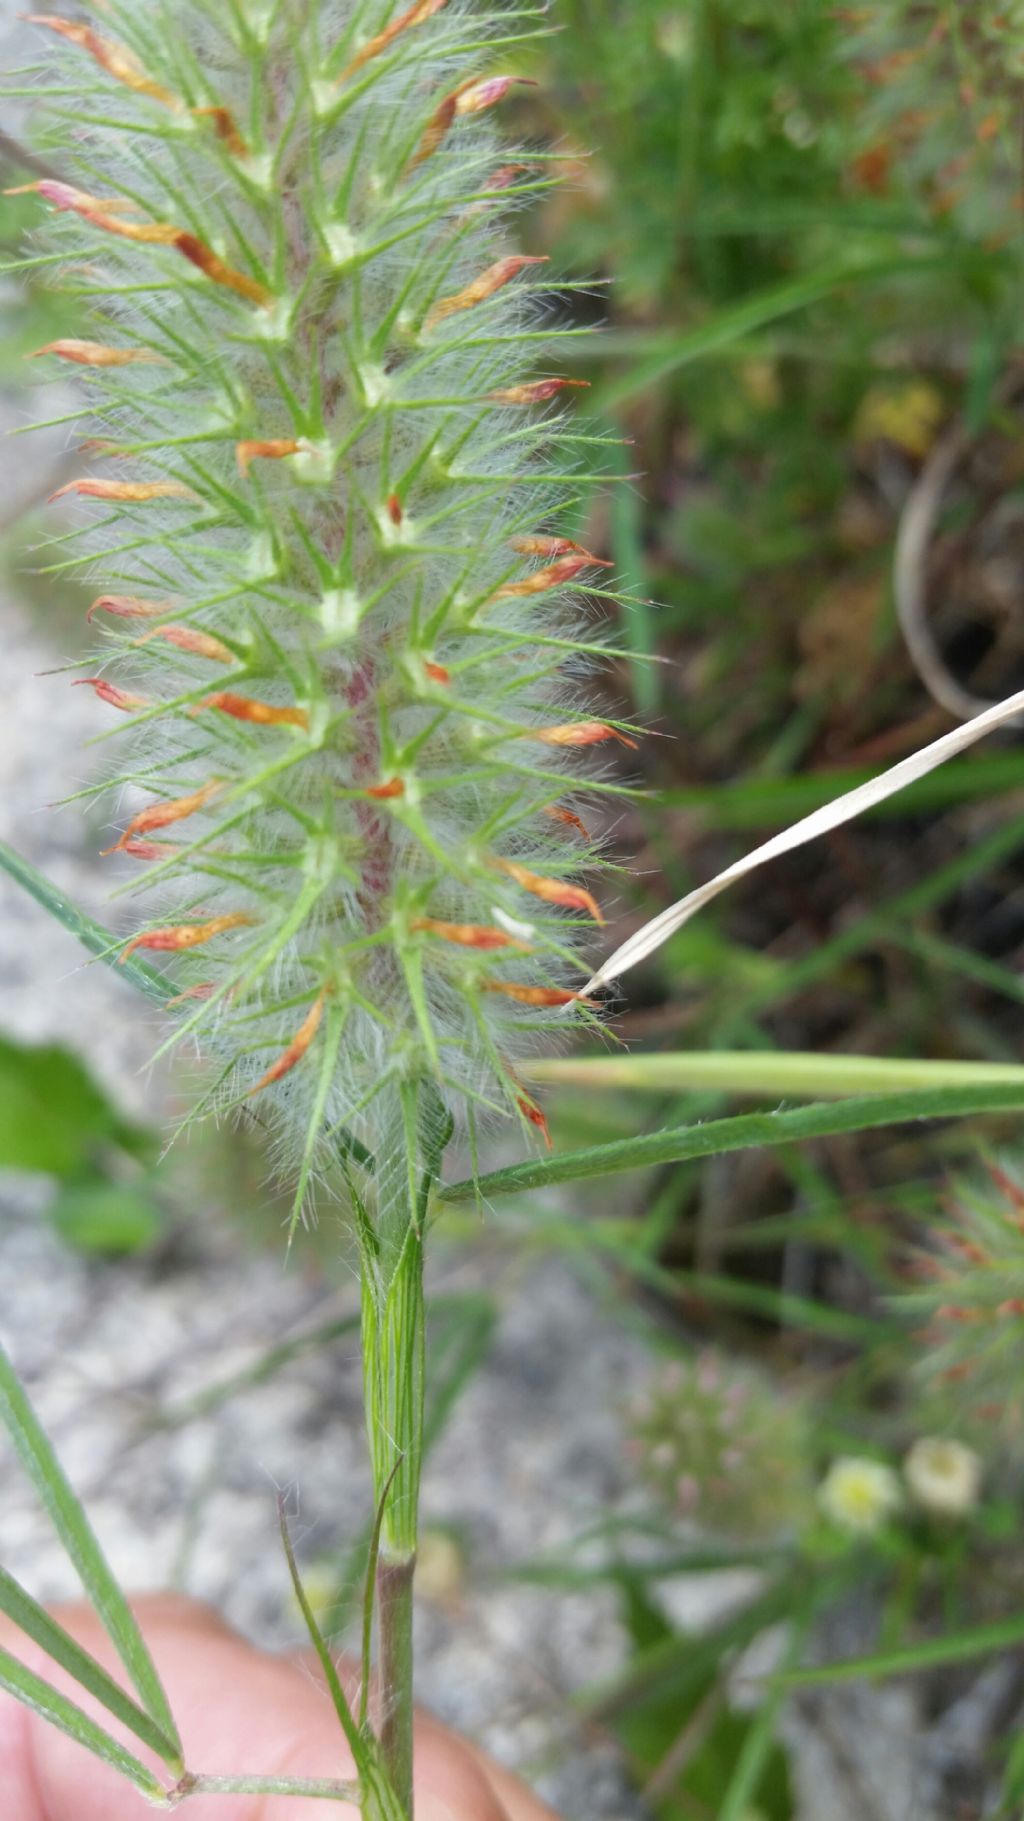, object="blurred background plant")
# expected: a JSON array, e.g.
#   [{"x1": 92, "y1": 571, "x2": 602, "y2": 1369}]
[{"x1": 9, "y1": 0, "x2": 1024, "y2": 1817}]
